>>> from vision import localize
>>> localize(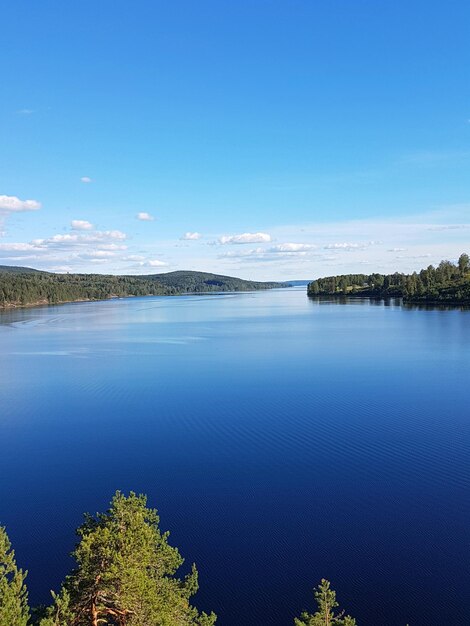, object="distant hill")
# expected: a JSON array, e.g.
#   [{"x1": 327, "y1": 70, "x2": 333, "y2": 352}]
[
  {"x1": 285, "y1": 280, "x2": 312, "y2": 286},
  {"x1": 0, "y1": 264, "x2": 43, "y2": 274},
  {"x1": 0, "y1": 266, "x2": 287, "y2": 307},
  {"x1": 145, "y1": 270, "x2": 284, "y2": 293}
]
